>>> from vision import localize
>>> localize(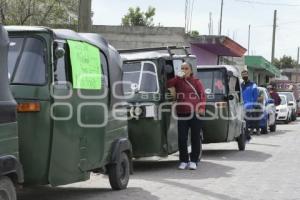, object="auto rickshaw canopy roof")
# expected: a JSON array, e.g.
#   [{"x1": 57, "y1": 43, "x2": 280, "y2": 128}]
[{"x1": 197, "y1": 65, "x2": 241, "y2": 77}]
